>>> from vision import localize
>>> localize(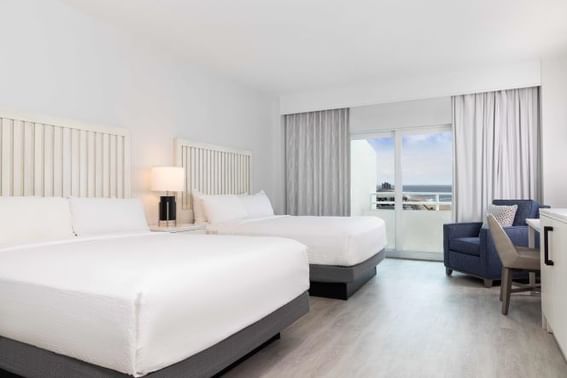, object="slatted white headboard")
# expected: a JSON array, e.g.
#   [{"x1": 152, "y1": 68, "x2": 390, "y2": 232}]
[
  {"x1": 0, "y1": 112, "x2": 130, "y2": 198},
  {"x1": 175, "y1": 139, "x2": 252, "y2": 213}
]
